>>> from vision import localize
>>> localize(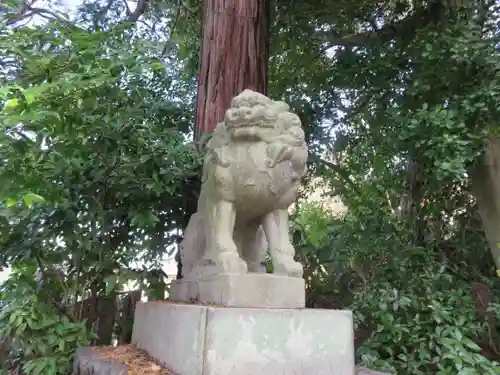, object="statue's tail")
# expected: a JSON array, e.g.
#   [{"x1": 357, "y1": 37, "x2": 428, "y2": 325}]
[{"x1": 179, "y1": 212, "x2": 205, "y2": 278}]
